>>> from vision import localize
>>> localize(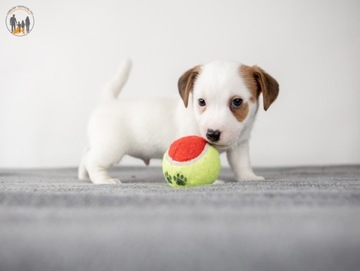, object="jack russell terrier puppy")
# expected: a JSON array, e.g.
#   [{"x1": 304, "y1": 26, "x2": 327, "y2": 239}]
[{"x1": 78, "y1": 59, "x2": 279, "y2": 184}]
